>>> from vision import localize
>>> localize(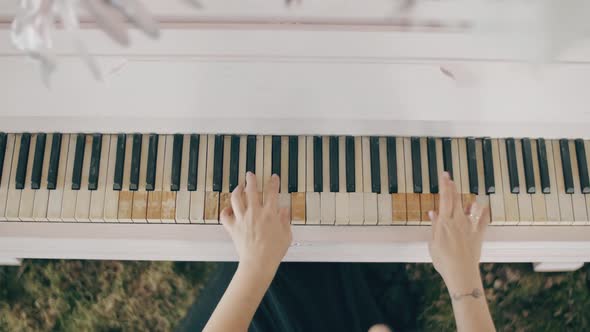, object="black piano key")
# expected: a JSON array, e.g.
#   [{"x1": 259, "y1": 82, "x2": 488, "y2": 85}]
[
  {"x1": 187, "y1": 134, "x2": 199, "y2": 192},
  {"x1": 15, "y1": 133, "x2": 31, "y2": 190},
  {"x1": 559, "y1": 139, "x2": 574, "y2": 194},
  {"x1": 31, "y1": 133, "x2": 46, "y2": 189},
  {"x1": 88, "y1": 134, "x2": 102, "y2": 190},
  {"x1": 229, "y1": 135, "x2": 240, "y2": 192},
  {"x1": 212, "y1": 134, "x2": 224, "y2": 192},
  {"x1": 536, "y1": 138, "x2": 551, "y2": 194},
  {"x1": 521, "y1": 138, "x2": 536, "y2": 194},
  {"x1": 145, "y1": 134, "x2": 159, "y2": 191},
  {"x1": 386, "y1": 137, "x2": 397, "y2": 193},
  {"x1": 410, "y1": 137, "x2": 422, "y2": 193},
  {"x1": 71, "y1": 134, "x2": 85, "y2": 191},
  {"x1": 246, "y1": 135, "x2": 256, "y2": 174},
  {"x1": 369, "y1": 137, "x2": 381, "y2": 193},
  {"x1": 345, "y1": 136, "x2": 355, "y2": 192},
  {"x1": 171, "y1": 134, "x2": 183, "y2": 191},
  {"x1": 313, "y1": 136, "x2": 323, "y2": 192},
  {"x1": 271, "y1": 136, "x2": 281, "y2": 177},
  {"x1": 47, "y1": 133, "x2": 62, "y2": 190},
  {"x1": 505, "y1": 138, "x2": 520, "y2": 194},
  {"x1": 329, "y1": 136, "x2": 339, "y2": 192},
  {"x1": 129, "y1": 134, "x2": 142, "y2": 191},
  {"x1": 482, "y1": 138, "x2": 495, "y2": 194},
  {"x1": 113, "y1": 134, "x2": 126, "y2": 191},
  {"x1": 442, "y1": 137, "x2": 453, "y2": 179},
  {"x1": 466, "y1": 137, "x2": 478, "y2": 194},
  {"x1": 288, "y1": 136, "x2": 298, "y2": 193},
  {"x1": 427, "y1": 137, "x2": 438, "y2": 193},
  {"x1": 0, "y1": 133, "x2": 6, "y2": 185},
  {"x1": 575, "y1": 139, "x2": 590, "y2": 194}
]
